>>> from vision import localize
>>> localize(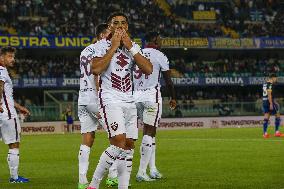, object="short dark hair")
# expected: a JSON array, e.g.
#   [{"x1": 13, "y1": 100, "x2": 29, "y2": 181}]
[
  {"x1": 145, "y1": 31, "x2": 160, "y2": 42},
  {"x1": 95, "y1": 23, "x2": 108, "y2": 37},
  {"x1": 0, "y1": 46, "x2": 16, "y2": 56},
  {"x1": 106, "y1": 12, "x2": 129, "y2": 24}
]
